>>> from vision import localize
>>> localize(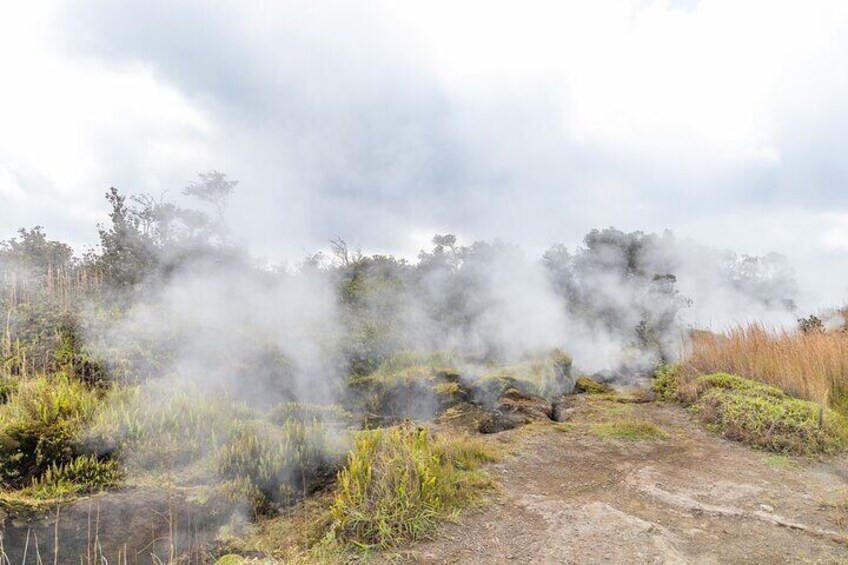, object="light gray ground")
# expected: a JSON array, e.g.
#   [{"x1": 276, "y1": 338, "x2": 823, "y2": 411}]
[{"x1": 398, "y1": 397, "x2": 848, "y2": 565}]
